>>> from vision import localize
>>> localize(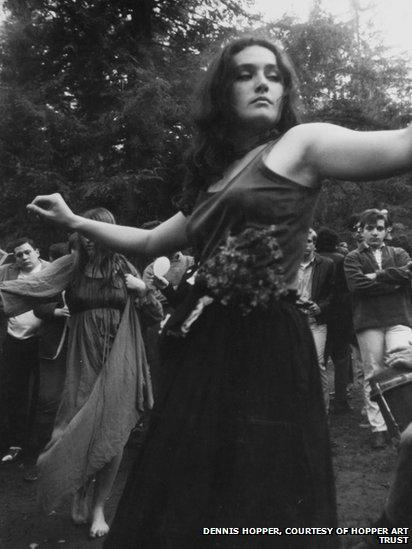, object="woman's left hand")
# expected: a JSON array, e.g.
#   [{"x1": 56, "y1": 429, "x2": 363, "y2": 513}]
[{"x1": 124, "y1": 273, "x2": 147, "y2": 295}]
